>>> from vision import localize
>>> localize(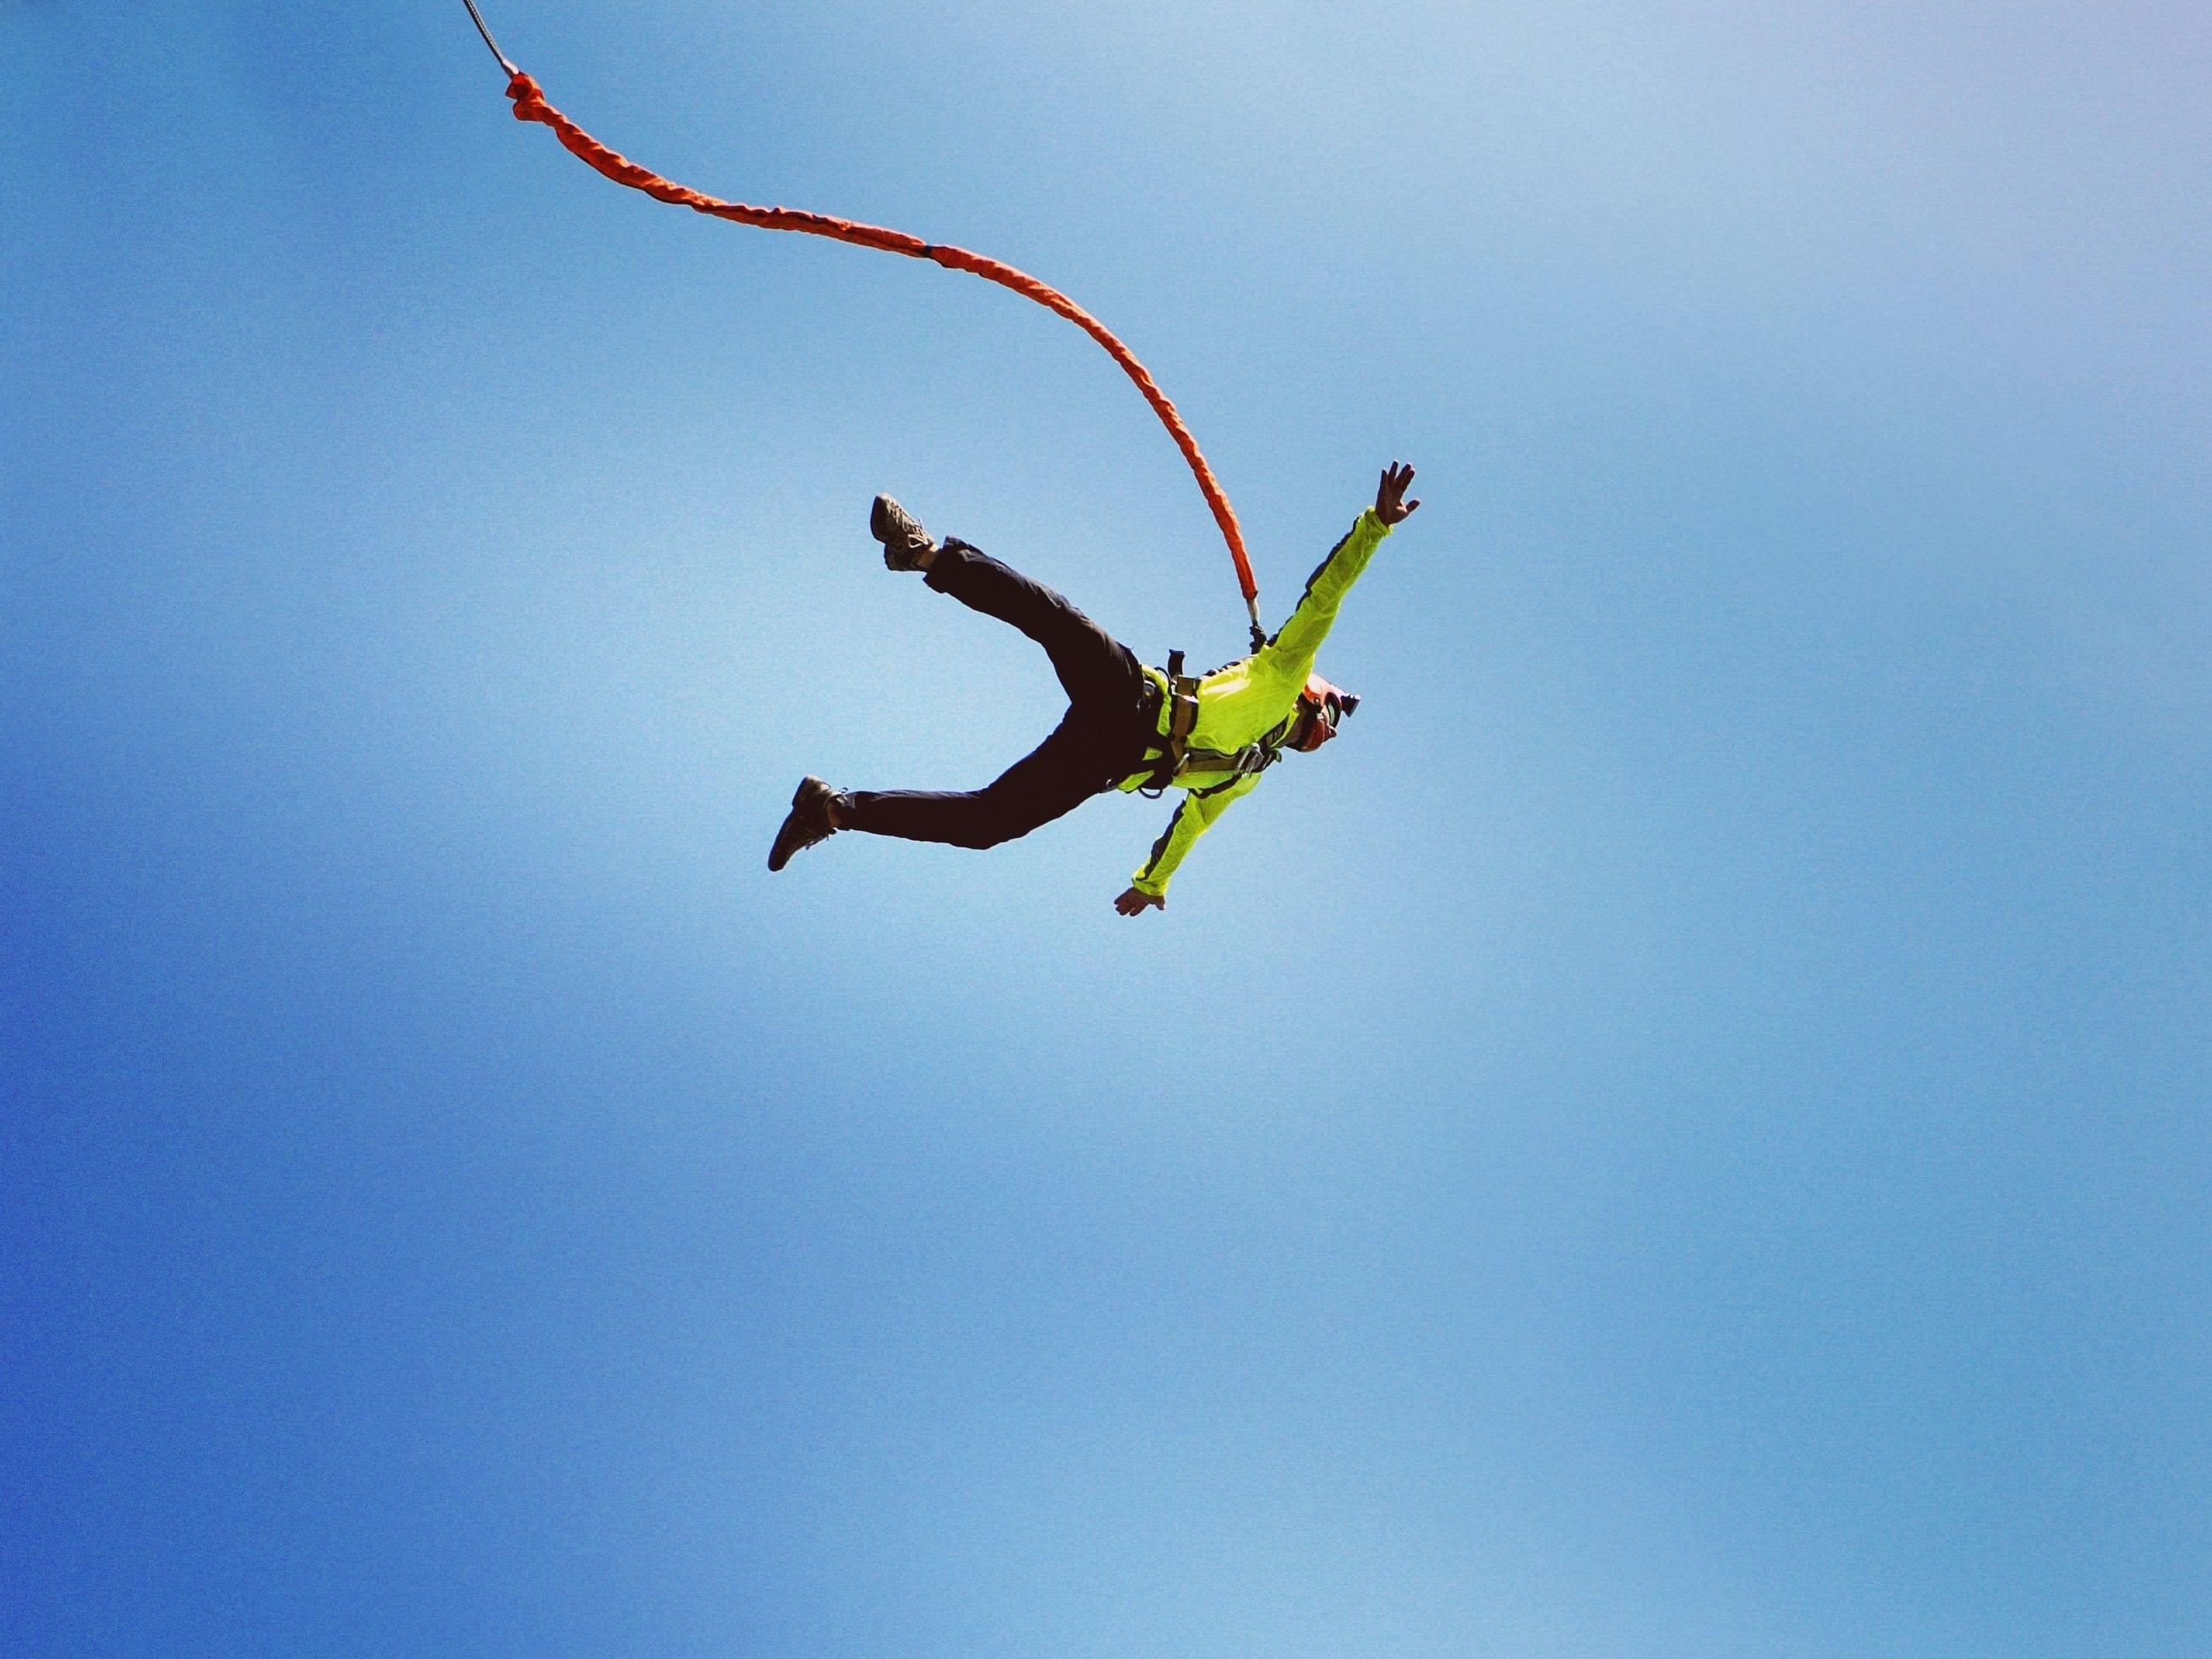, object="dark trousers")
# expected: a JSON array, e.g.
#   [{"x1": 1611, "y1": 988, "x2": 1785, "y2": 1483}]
[{"x1": 840, "y1": 541, "x2": 1158, "y2": 848}]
